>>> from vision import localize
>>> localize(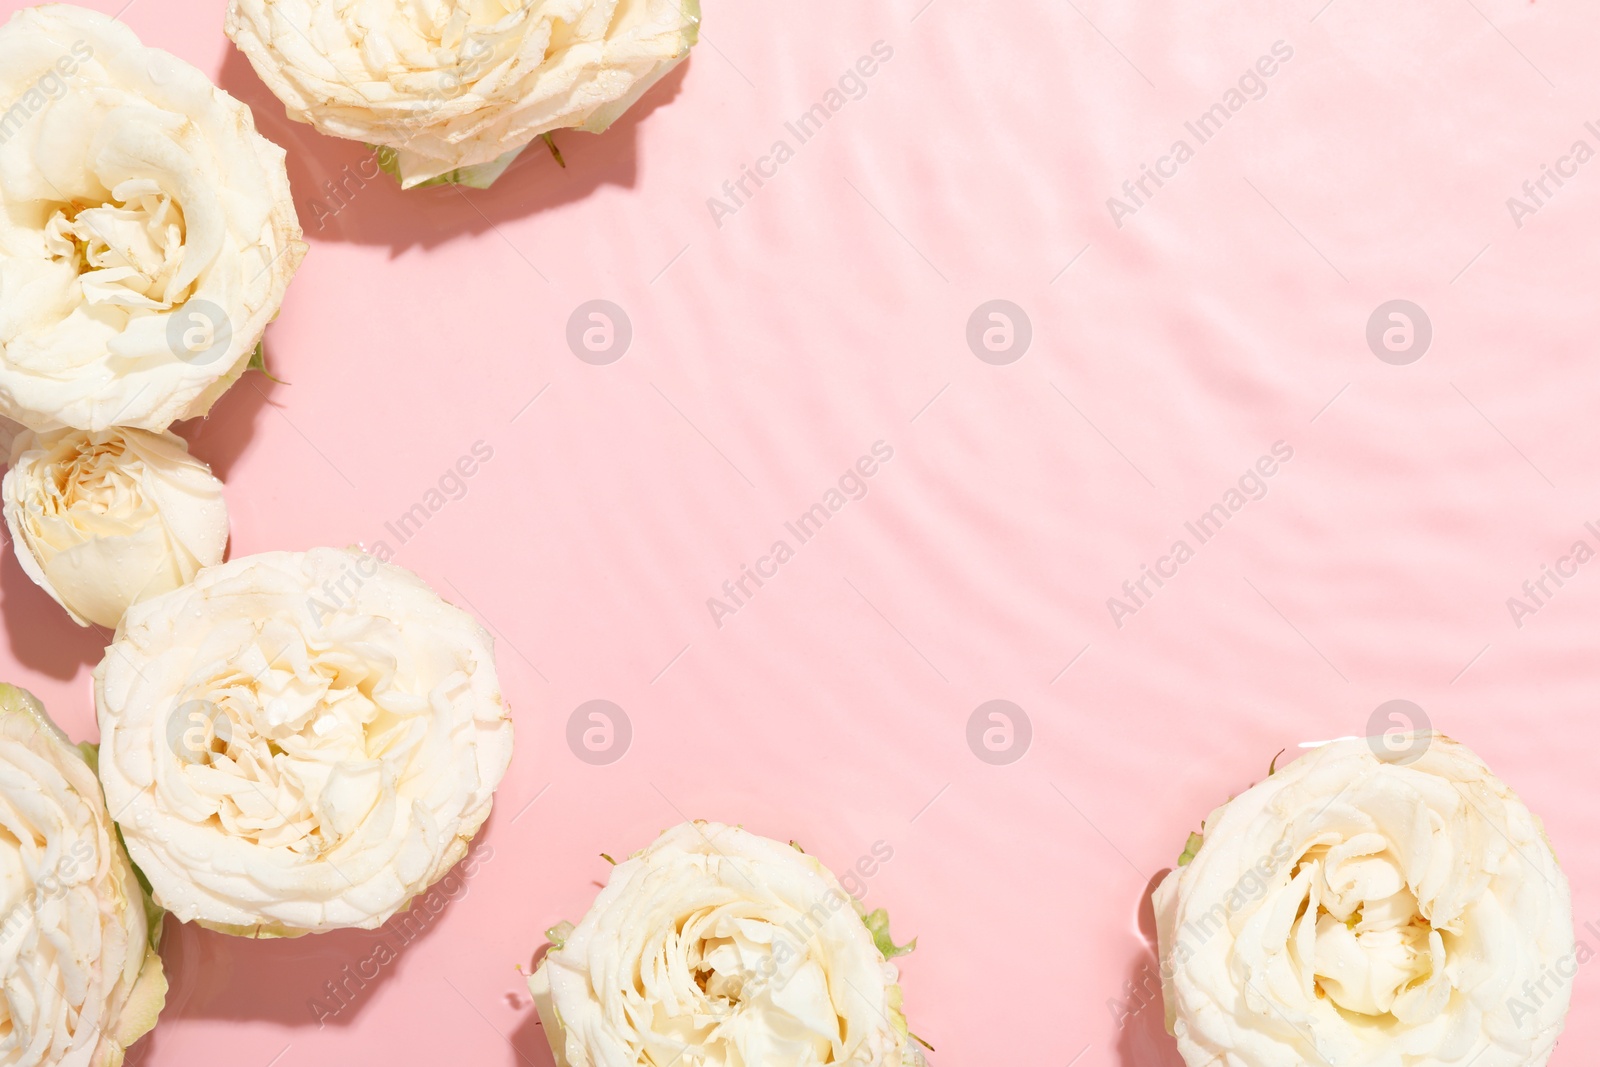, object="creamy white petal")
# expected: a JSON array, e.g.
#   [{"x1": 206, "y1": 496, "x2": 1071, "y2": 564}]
[
  {"x1": 0, "y1": 683, "x2": 165, "y2": 1067},
  {"x1": 2, "y1": 425, "x2": 227, "y2": 628},
  {"x1": 93, "y1": 547, "x2": 513, "y2": 935},
  {"x1": 0, "y1": 4, "x2": 304, "y2": 432},
  {"x1": 225, "y1": 0, "x2": 700, "y2": 187},
  {"x1": 530, "y1": 822, "x2": 921, "y2": 1067},
  {"x1": 1154, "y1": 735, "x2": 1574, "y2": 1067}
]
